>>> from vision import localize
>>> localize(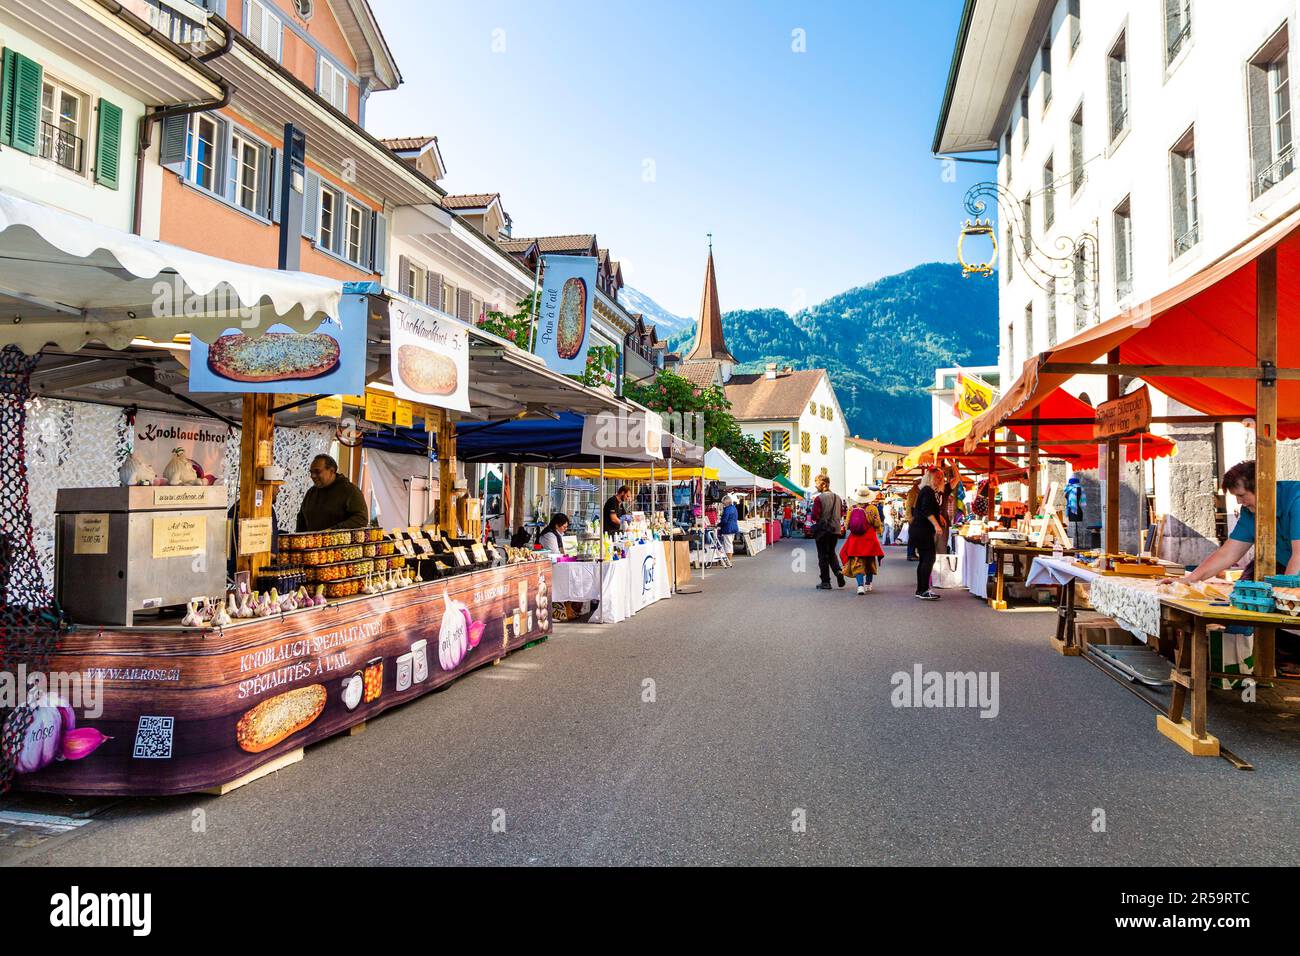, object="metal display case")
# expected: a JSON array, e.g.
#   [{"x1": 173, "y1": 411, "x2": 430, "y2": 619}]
[{"x1": 55, "y1": 485, "x2": 228, "y2": 626}]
